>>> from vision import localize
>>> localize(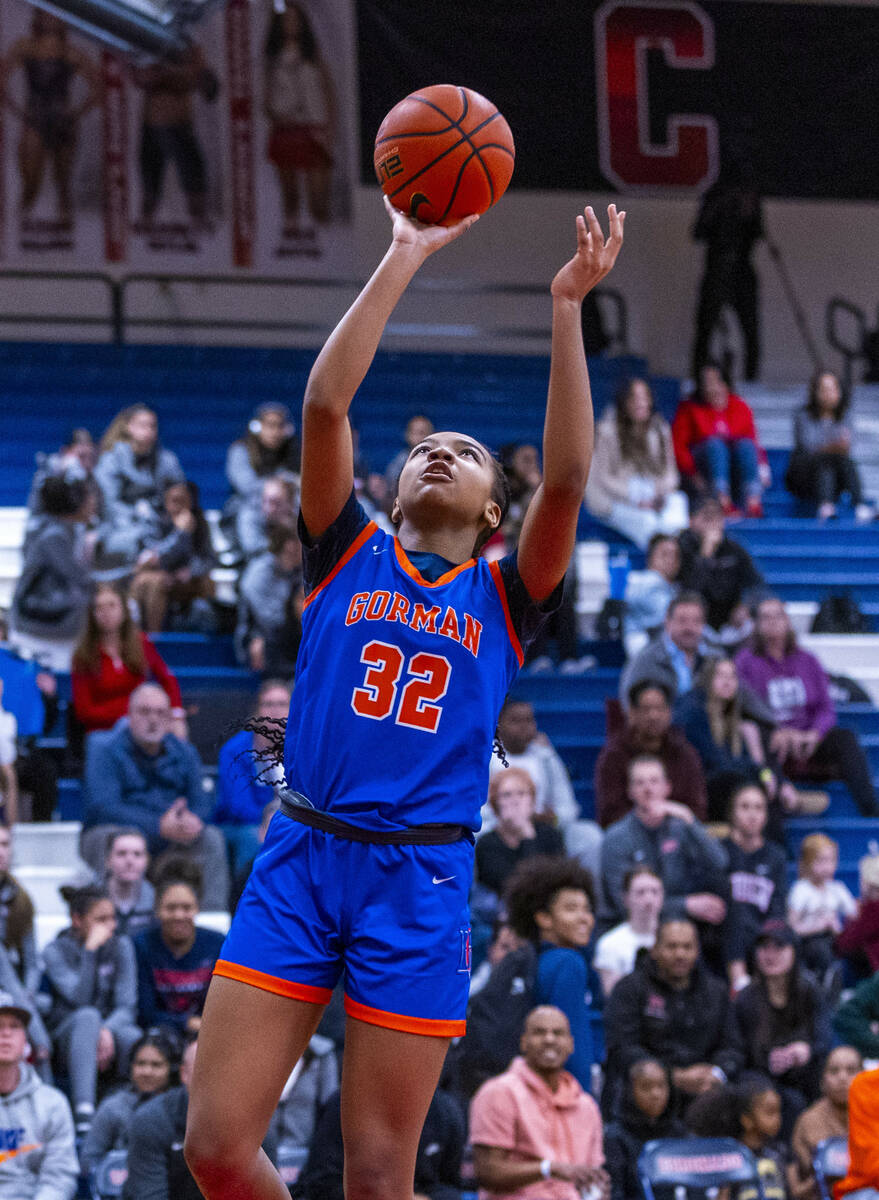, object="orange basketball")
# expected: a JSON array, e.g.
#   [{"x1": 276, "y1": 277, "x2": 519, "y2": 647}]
[{"x1": 374, "y1": 84, "x2": 515, "y2": 226}]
